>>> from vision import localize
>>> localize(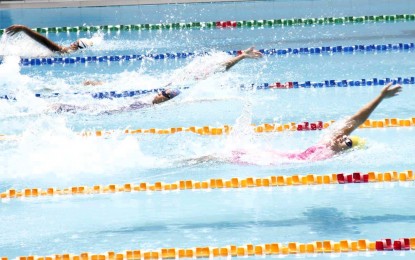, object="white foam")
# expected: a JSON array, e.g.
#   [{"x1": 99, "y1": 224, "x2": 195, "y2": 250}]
[
  {"x1": 0, "y1": 33, "x2": 54, "y2": 57},
  {"x1": 0, "y1": 117, "x2": 160, "y2": 182}
]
